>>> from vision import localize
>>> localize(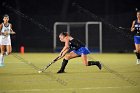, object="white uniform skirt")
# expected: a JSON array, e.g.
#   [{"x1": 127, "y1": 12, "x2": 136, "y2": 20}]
[{"x1": 1, "y1": 36, "x2": 11, "y2": 45}]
